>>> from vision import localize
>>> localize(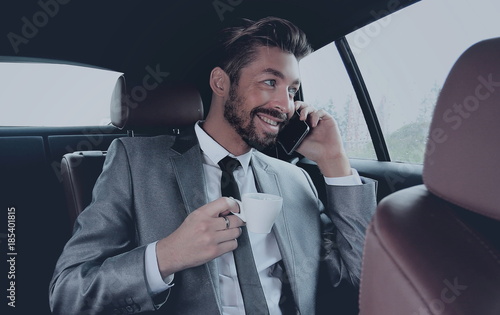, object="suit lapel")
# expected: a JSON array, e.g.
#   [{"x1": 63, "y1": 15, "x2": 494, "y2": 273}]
[
  {"x1": 251, "y1": 154, "x2": 300, "y2": 302},
  {"x1": 170, "y1": 144, "x2": 208, "y2": 215},
  {"x1": 252, "y1": 153, "x2": 323, "y2": 314},
  {"x1": 169, "y1": 133, "x2": 222, "y2": 313},
  {"x1": 251, "y1": 153, "x2": 289, "y2": 240}
]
